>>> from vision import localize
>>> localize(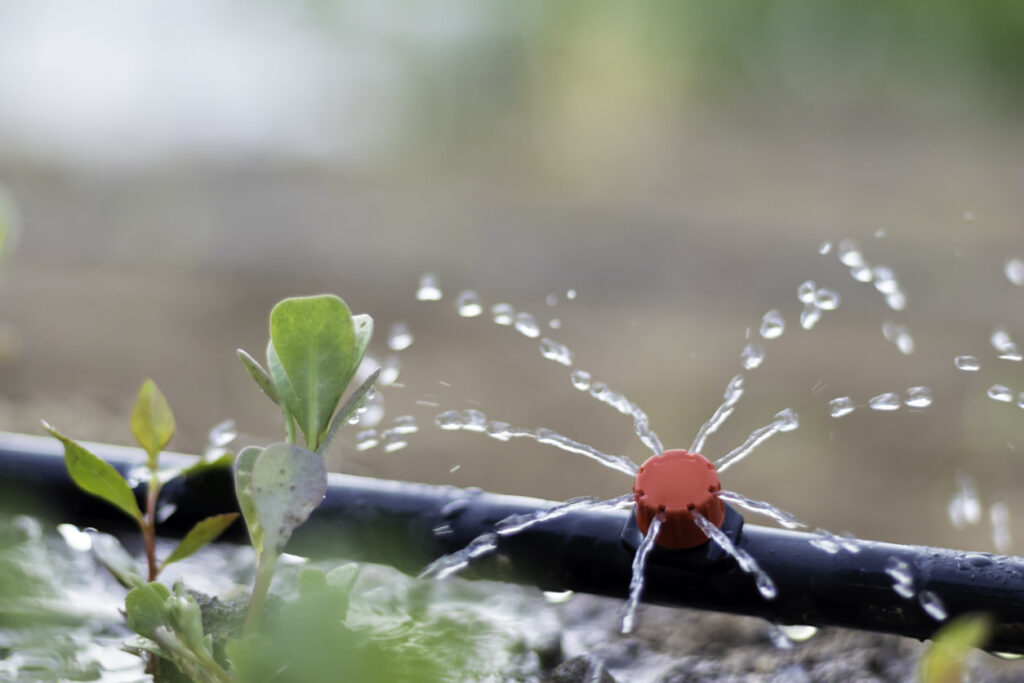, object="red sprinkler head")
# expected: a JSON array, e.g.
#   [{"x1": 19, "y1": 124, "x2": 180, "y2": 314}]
[{"x1": 633, "y1": 449, "x2": 725, "y2": 549}]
